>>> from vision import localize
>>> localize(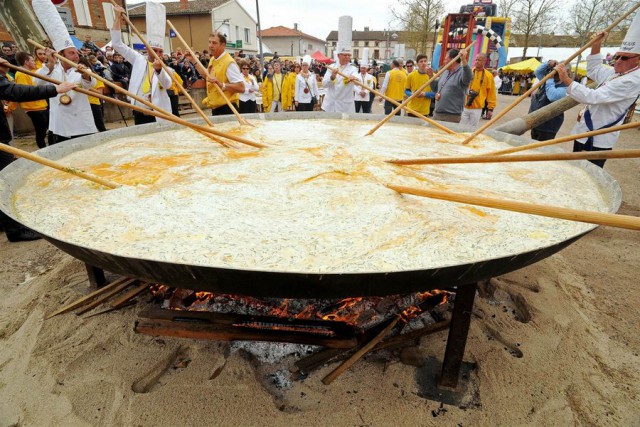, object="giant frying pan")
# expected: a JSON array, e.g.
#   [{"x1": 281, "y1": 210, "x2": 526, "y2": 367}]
[{"x1": 0, "y1": 113, "x2": 622, "y2": 298}]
